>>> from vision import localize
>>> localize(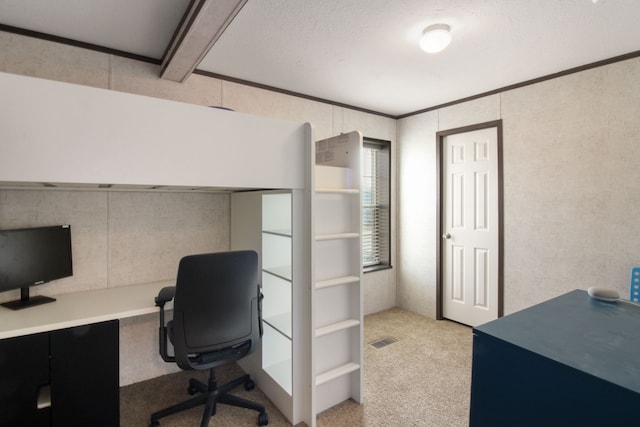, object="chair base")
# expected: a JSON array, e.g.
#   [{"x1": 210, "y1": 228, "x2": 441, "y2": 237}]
[{"x1": 149, "y1": 368, "x2": 268, "y2": 427}]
